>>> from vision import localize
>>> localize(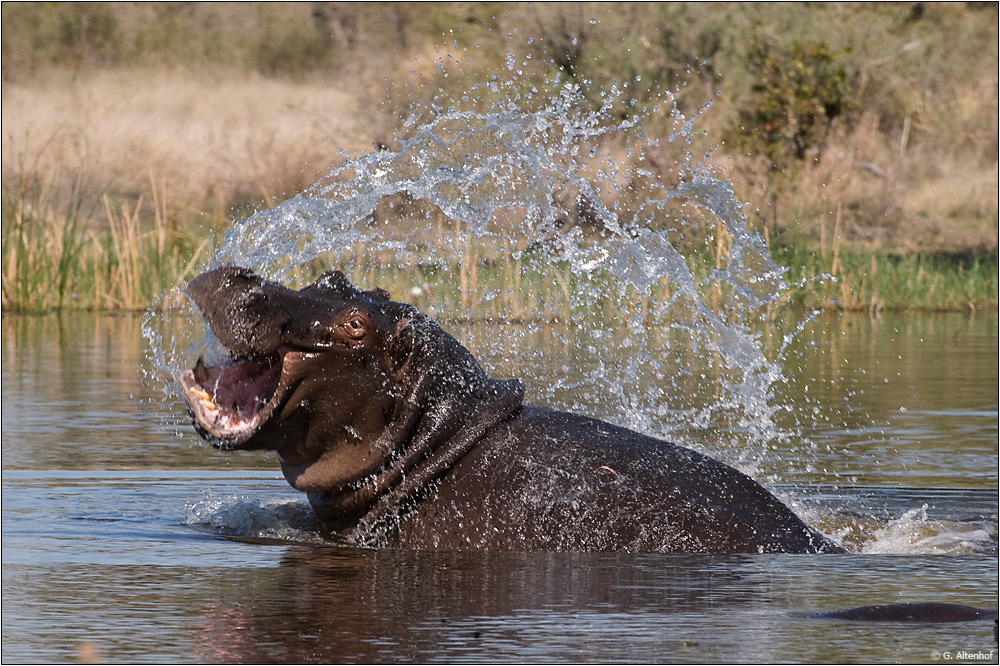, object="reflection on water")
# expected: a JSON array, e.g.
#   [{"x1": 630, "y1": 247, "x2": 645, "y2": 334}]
[
  {"x1": 2, "y1": 468, "x2": 997, "y2": 664},
  {"x1": 773, "y1": 312, "x2": 999, "y2": 489},
  {"x1": 186, "y1": 547, "x2": 995, "y2": 664},
  {"x1": 0, "y1": 314, "x2": 274, "y2": 471},
  {"x1": 1, "y1": 312, "x2": 998, "y2": 663}
]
